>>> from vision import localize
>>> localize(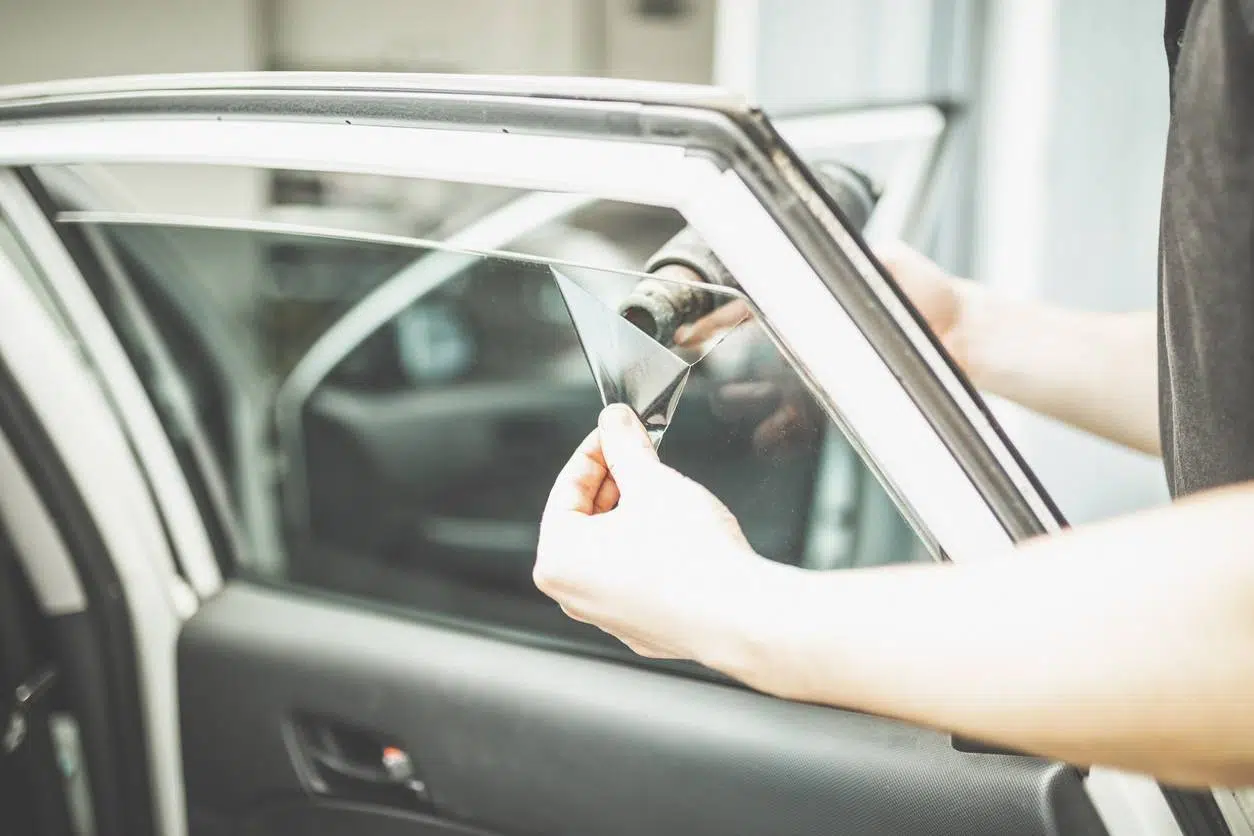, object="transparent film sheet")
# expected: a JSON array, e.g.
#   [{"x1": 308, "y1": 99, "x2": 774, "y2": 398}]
[
  {"x1": 552, "y1": 266, "x2": 748, "y2": 446},
  {"x1": 56, "y1": 211, "x2": 750, "y2": 449}
]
